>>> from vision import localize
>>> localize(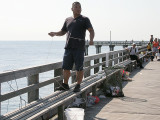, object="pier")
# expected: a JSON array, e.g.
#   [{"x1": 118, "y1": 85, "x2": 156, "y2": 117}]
[
  {"x1": 85, "y1": 40, "x2": 148, "y2": 55},
  {"x1": 0, "y1": 44, "x2": 159, "y2": 120}
]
